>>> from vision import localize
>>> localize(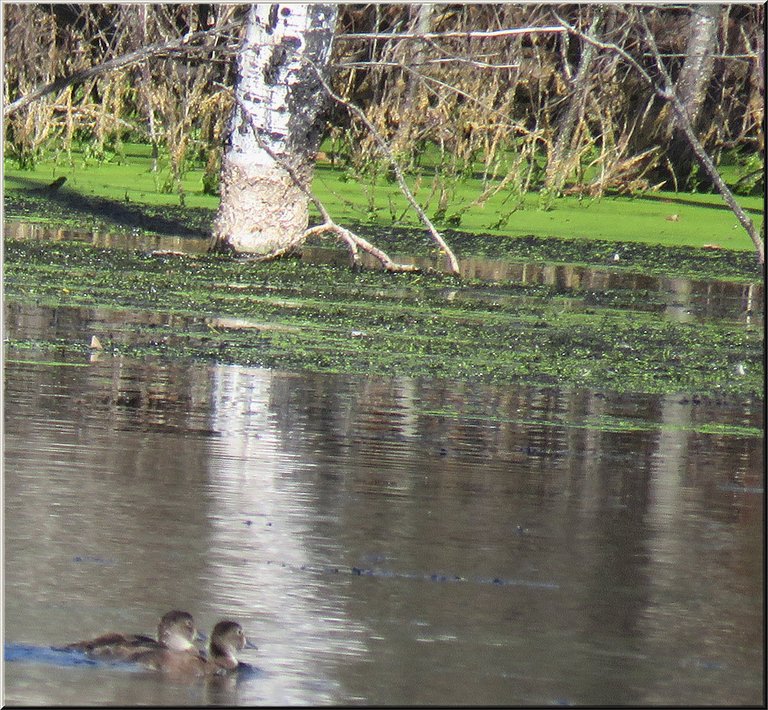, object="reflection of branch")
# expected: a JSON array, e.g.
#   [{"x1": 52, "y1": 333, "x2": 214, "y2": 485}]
[{"x1": 4, "y1": 22, "x2": 238, "y2": 118}]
